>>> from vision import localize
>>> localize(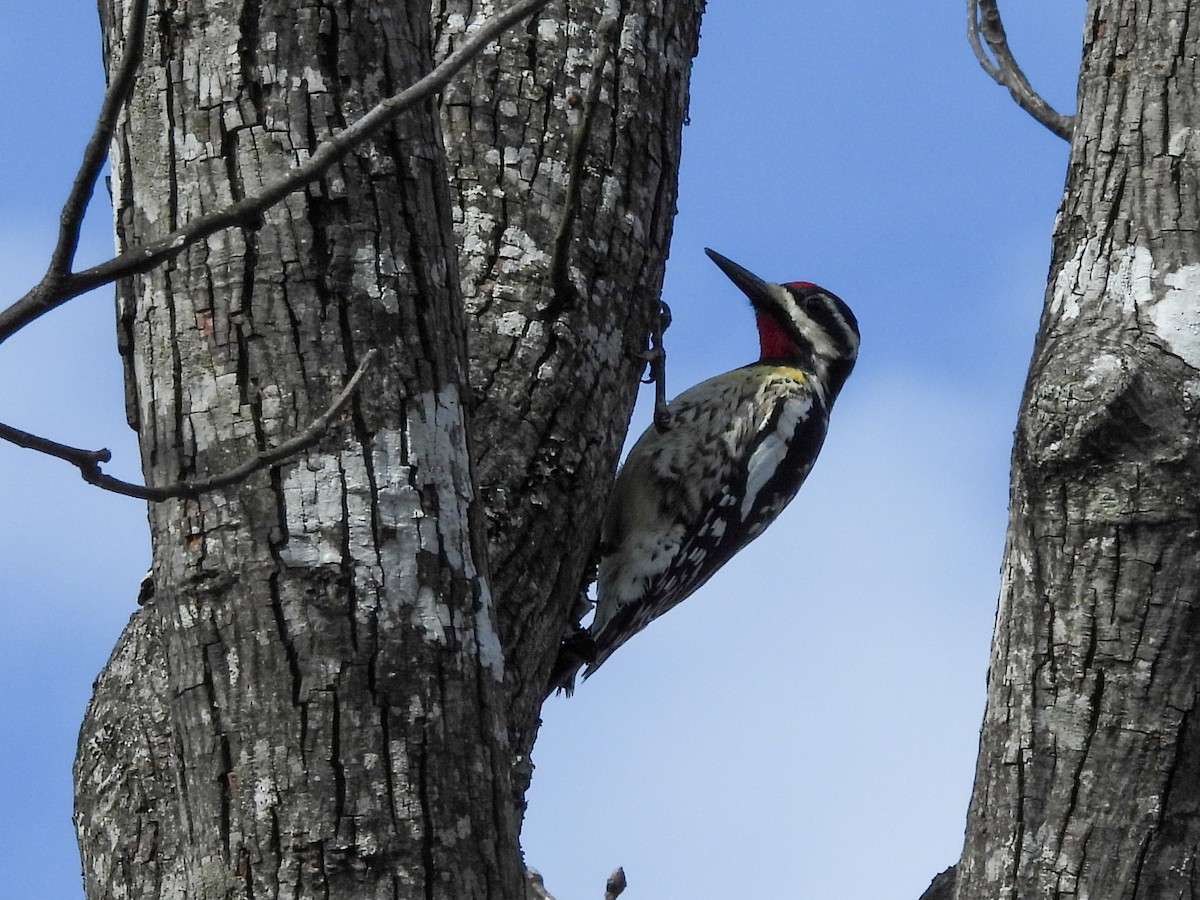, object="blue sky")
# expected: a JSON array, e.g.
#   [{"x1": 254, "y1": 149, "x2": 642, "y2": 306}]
[{"x1": 0, "y1": 2, "x2": 1084, "y2": 898}]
